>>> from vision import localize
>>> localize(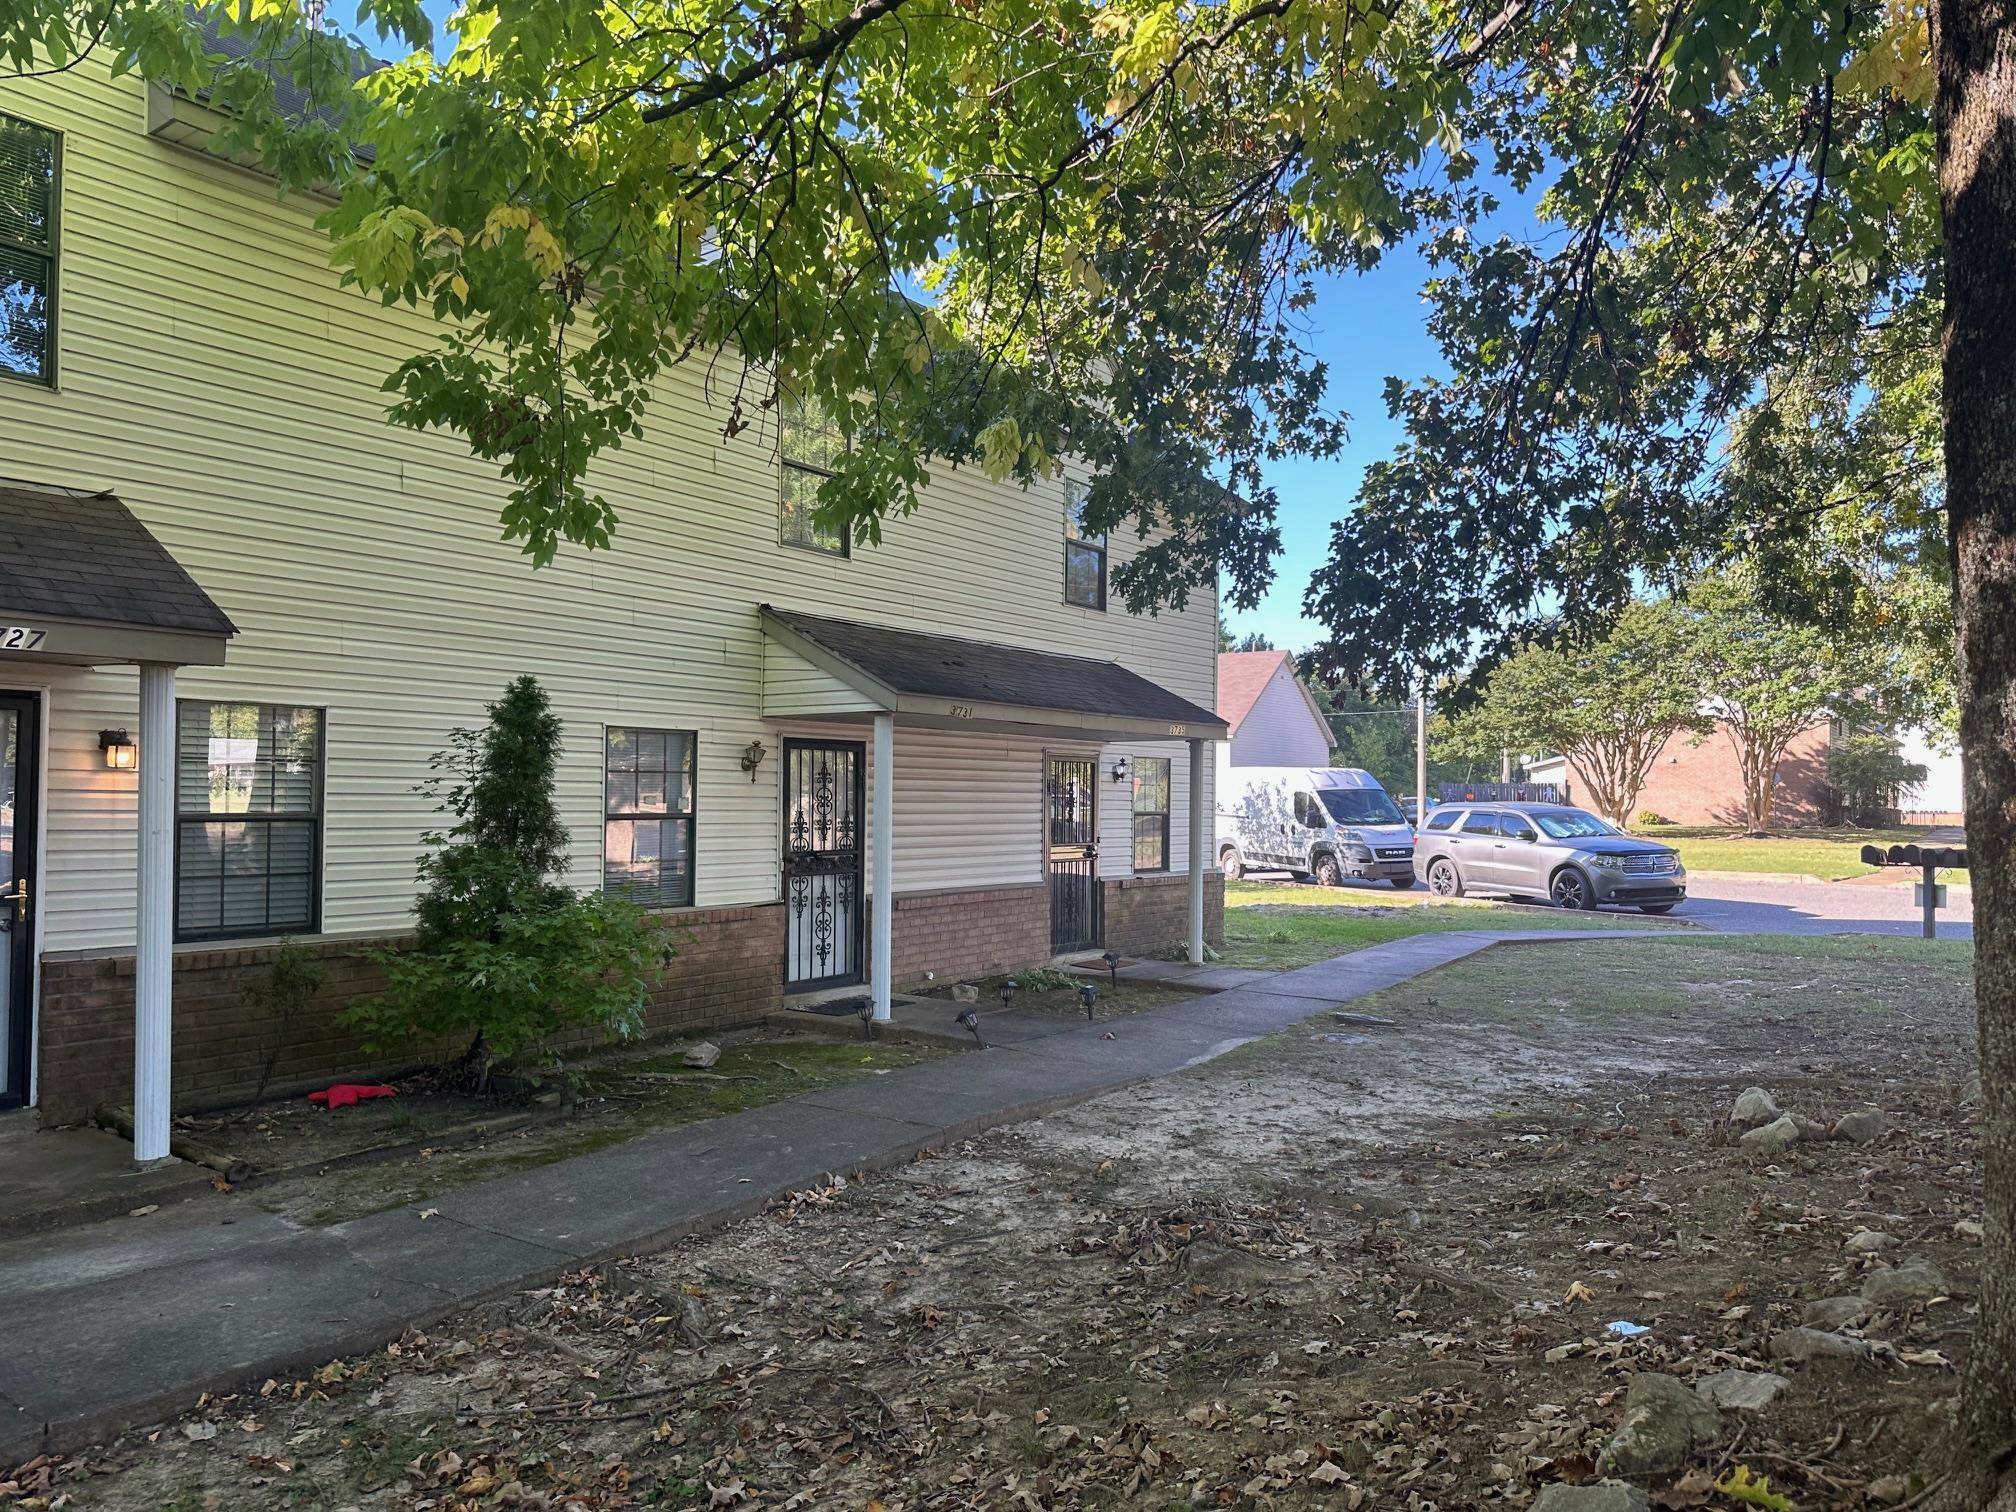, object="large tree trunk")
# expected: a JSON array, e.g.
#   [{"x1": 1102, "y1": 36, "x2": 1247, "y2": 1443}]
[{"x1": 1933, "y1": 0, "x2": 2016, "y2": 1501}]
